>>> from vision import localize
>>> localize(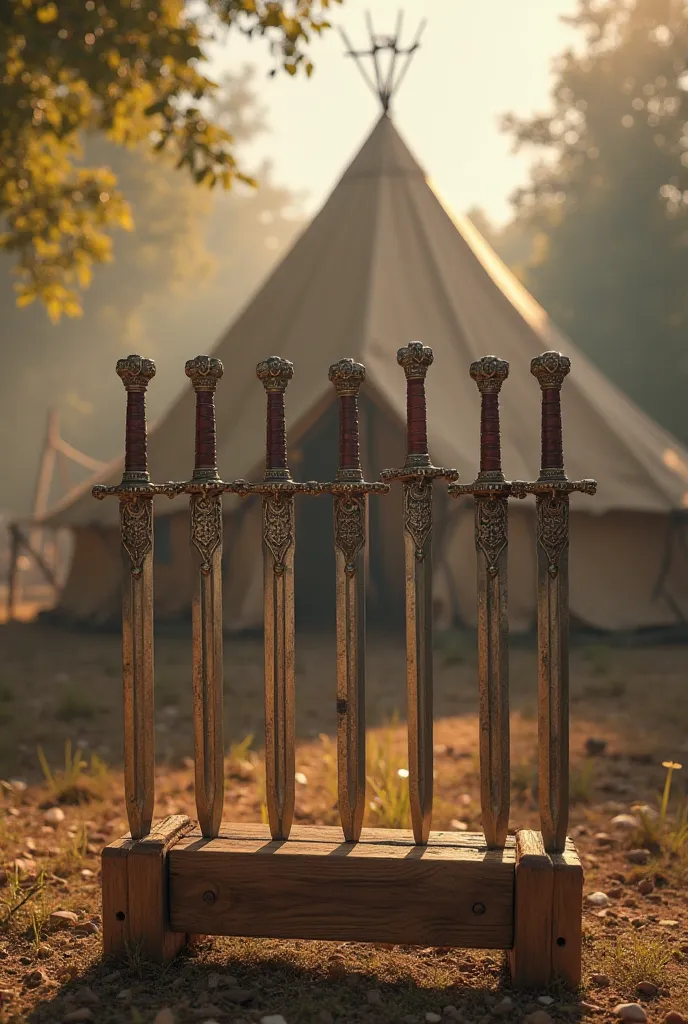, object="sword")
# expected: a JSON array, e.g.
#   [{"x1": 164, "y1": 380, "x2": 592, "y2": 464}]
[
  {"x1": 513, "y1": 352, "x2": 596, "y2": 852},
  {"x1": 185, "y1": 356, "x2": 225, "y2": 838},
  {"x1": 93, "y1": 354, "x2": 157, "y2": 840},
  {"x1": 449, "y1": 356, "x2": 512, "y2": 849},
  {"x1": 327, "y1": 359, "x2": 388, "y2": 842},
  {"x1": 382, "y1": 343, "x2": 457, "y2": 844},
  {"x1": 255, "y1": 357, "x2": 299, "y2": 841}
]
